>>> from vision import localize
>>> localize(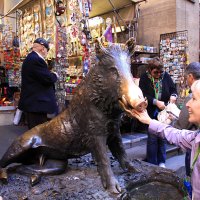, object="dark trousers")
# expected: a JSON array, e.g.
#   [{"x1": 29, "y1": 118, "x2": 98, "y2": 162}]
[
  {"x1": 147, "y1": 133, "x2": 166, "y2": 165},
  {"x1": 185, "y1": 149, "x2": 191, "y2": 177},
  {"x1": 25, "y1": 112, "x2": 48, "y2": 129}
]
